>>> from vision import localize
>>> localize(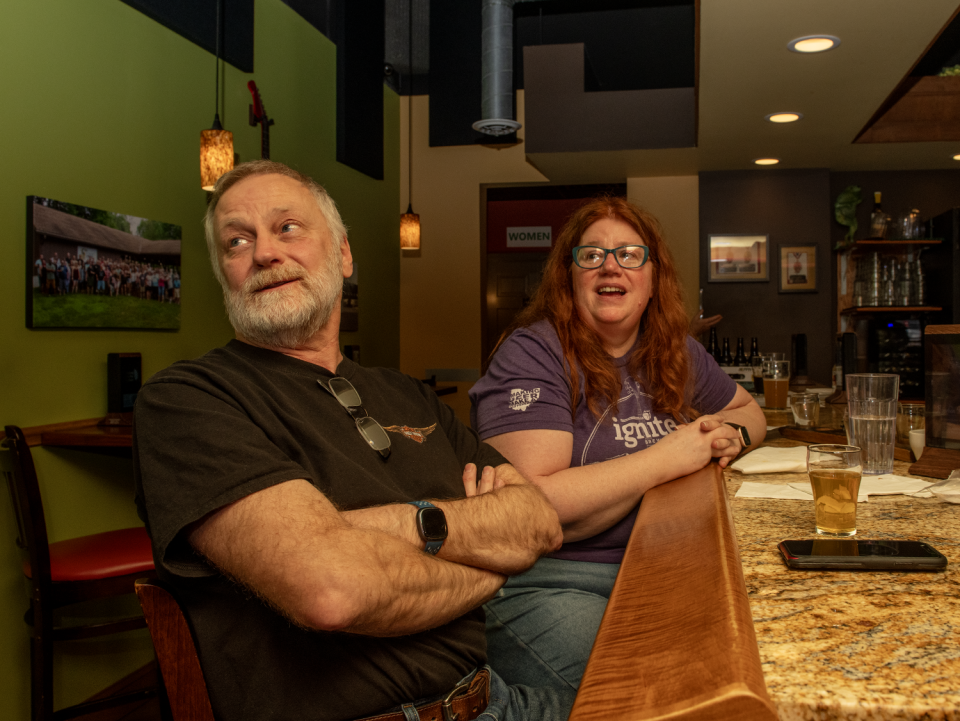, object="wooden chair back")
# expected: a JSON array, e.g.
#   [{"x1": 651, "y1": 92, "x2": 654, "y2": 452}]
[
  {"x1": 570, "y1": 464, "x2": 778, "y2": 721},
  {"x1": 136, "y1": 579, "x2": 217, "y2": 721},
  {"x1": 2, "y1": 425, "x2": 54, "y2": 594}
]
